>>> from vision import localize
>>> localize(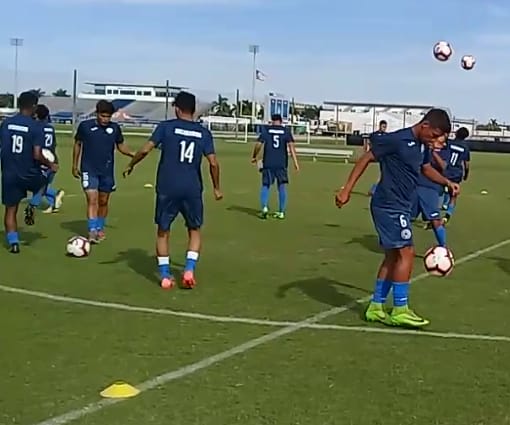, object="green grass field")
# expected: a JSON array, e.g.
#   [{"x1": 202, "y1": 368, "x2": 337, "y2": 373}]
[{"x1": 2, "y1": 136, "x2": 510, "y2": 425}]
